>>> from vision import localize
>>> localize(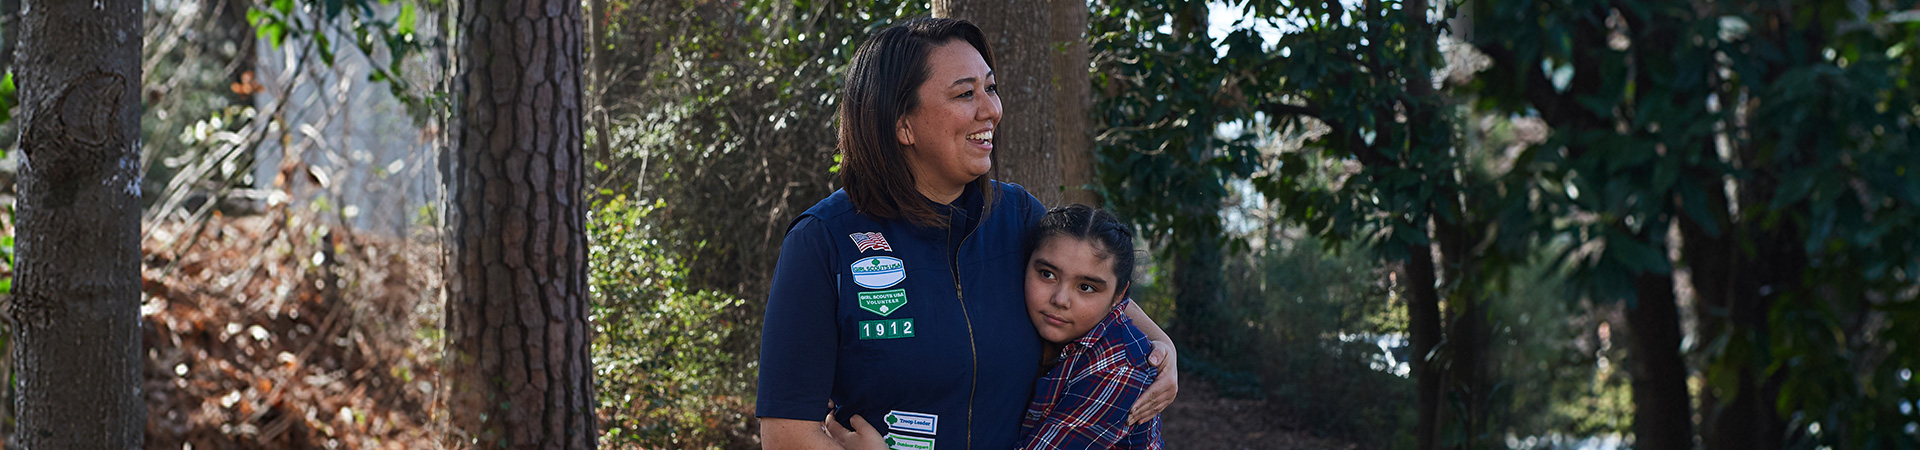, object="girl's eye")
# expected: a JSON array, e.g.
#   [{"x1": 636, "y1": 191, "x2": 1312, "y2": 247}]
[
  {"x1": 1078, "y1": 284, "x2": 1095, "y2": 293},
  {"x1": 1039, "y1": 269, "x2": 1055, "y2": 280}
]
